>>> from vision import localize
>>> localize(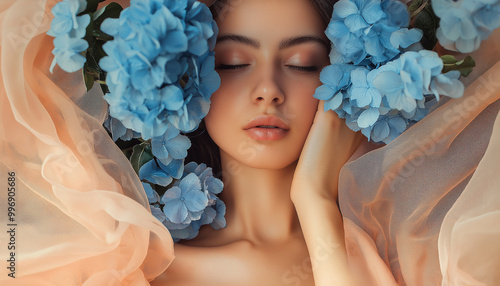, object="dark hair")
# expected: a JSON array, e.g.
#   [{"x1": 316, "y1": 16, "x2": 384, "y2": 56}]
[
  {"x1": 210, "y1": 0, "x2": 335, "y2": 27},
  {"x1": 186, "y1": 0, "x2": 336, "y2": 178}
]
